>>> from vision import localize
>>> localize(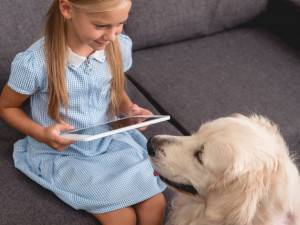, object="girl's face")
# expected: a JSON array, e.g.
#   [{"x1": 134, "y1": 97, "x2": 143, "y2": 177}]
[{"x1": 60, "y1": 1, "x2": 131, "y2": 56}]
